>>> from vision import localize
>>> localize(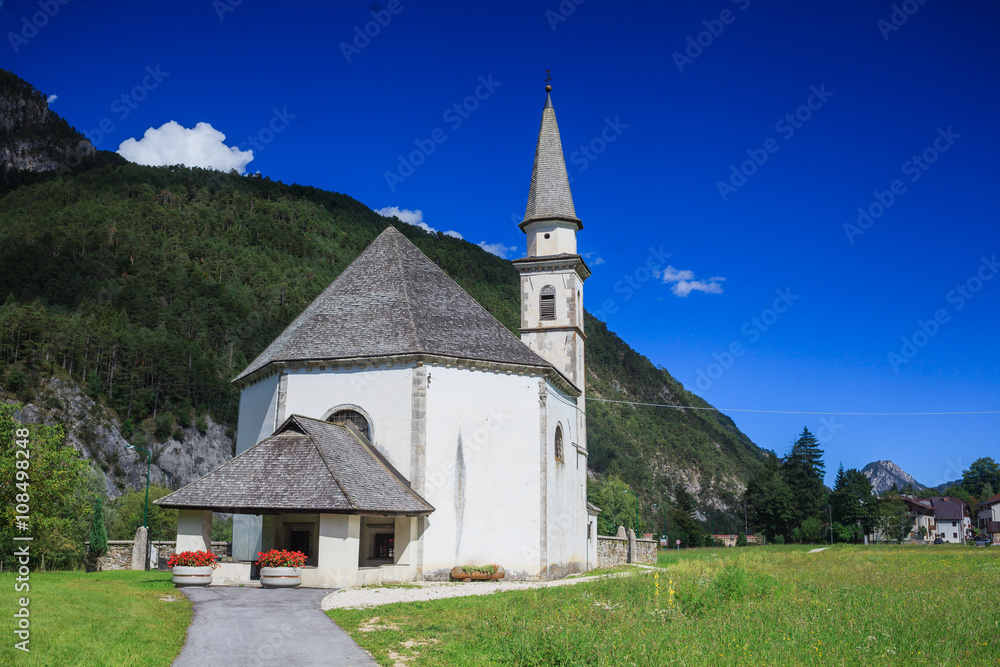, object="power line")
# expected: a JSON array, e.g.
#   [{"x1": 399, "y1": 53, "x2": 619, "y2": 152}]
[{"x1": 584, "y1": 397, "x2": 1000, "y2": 416}]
